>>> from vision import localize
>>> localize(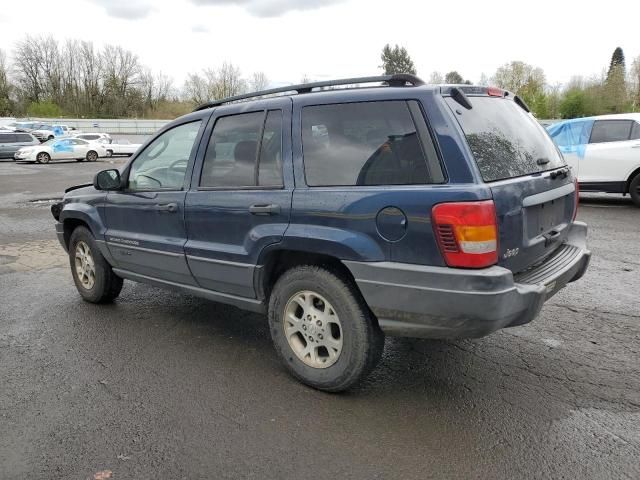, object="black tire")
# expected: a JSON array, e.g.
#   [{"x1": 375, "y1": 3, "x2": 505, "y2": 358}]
[
  {"x1": 106, "y1": 150, "x2": 113, "y2": 157},
  {"x1": 629, "y1": 174, "x2": 640, "y2": 207},
  {"x1": 68, "y1": 226, "x2": 123, "y2": 303},
  {"x1": 47, "y1": 135, "x2": 54, "y2": 141},
  {"x1": 86, "y1": 150, "x2": 98, "y2": 162},
  {"x1": 36, "y1": 152, "x2": 50, "y2": 164},
  {"x1": 268, "y1": 265, "x2": 384, "y2": 392}
]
